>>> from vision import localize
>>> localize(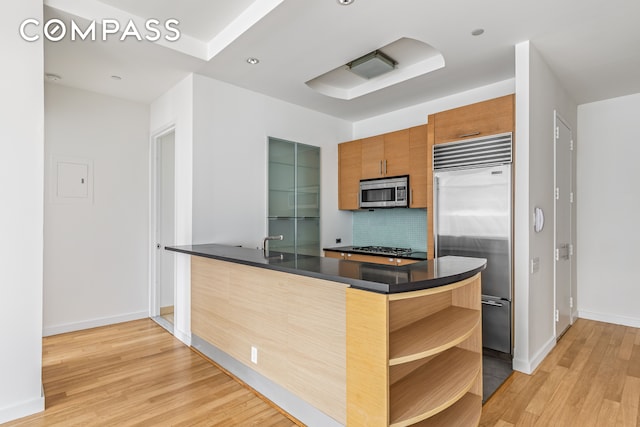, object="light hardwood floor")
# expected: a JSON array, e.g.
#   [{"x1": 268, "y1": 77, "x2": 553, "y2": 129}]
[
  {"x1": 3, "y1": 319, "x2": 299, "y2": 427},
  {"x1": 4, "y1": 317, "x2": 639, "y2": 426},
  {"x1": 481, "y1": 318, "x2": 640, "y2": 426}
]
